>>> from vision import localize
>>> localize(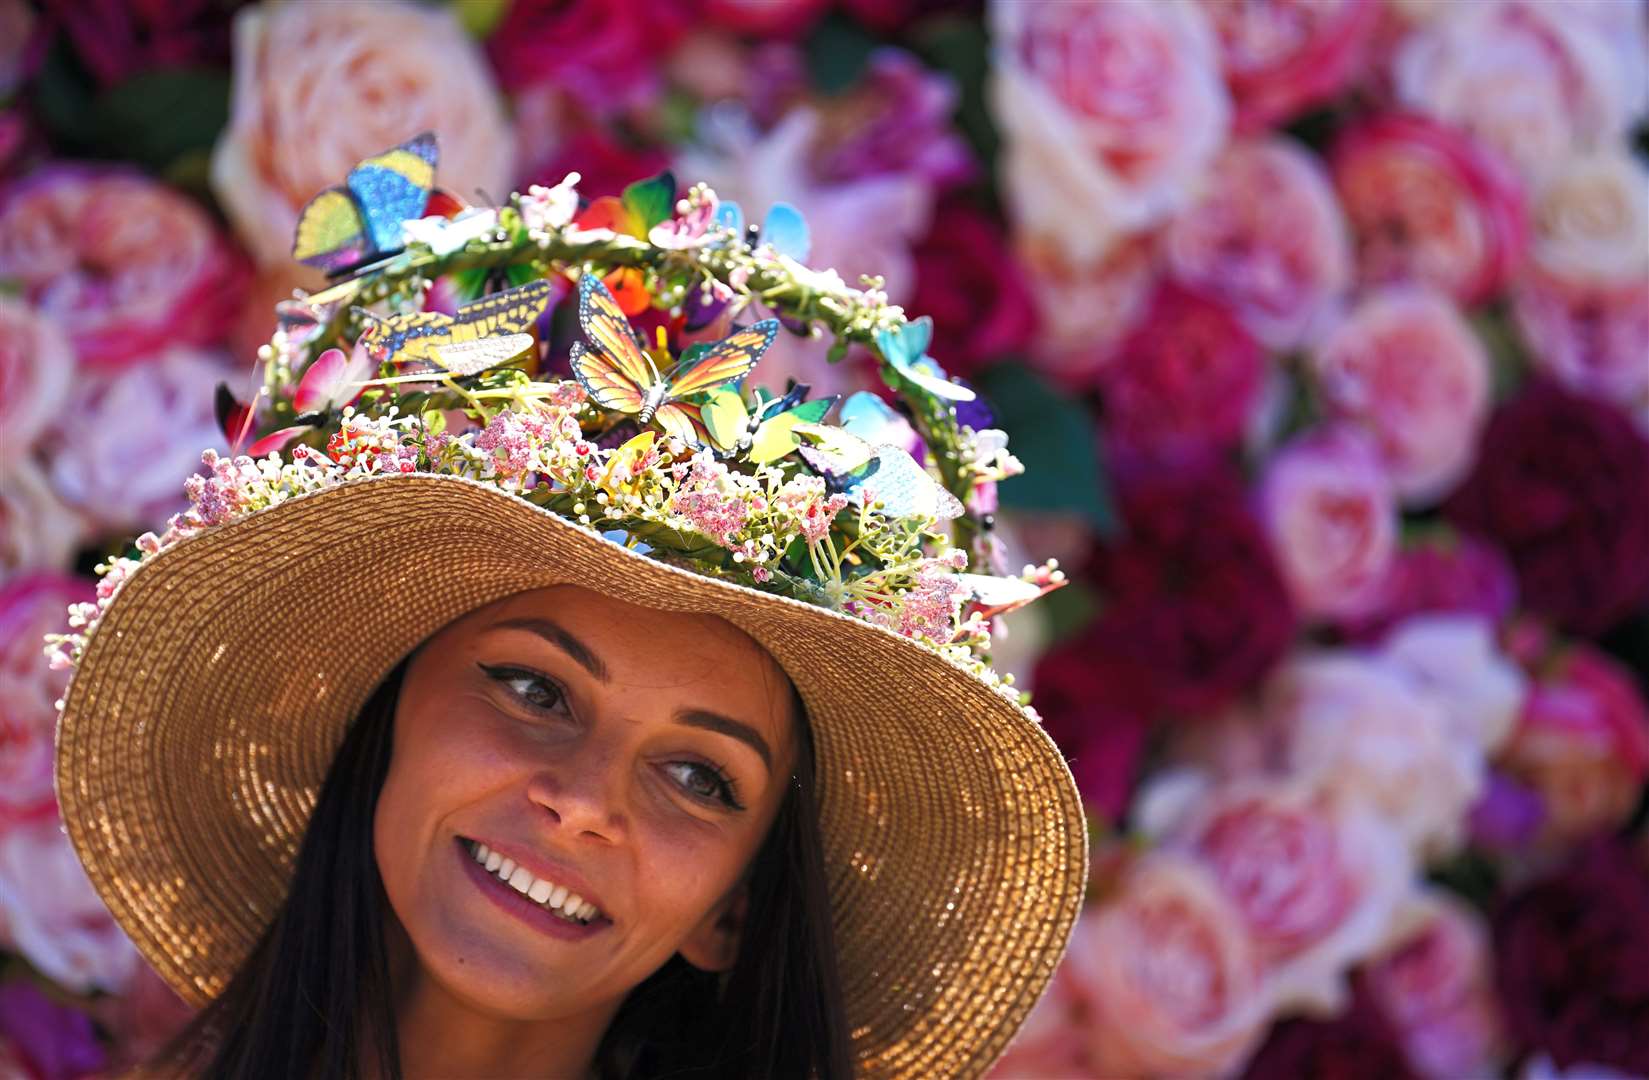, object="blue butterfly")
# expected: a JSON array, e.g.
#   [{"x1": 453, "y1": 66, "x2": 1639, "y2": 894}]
[
  {"x1": 292, "y1": 132, "x2": 439, "y2": 276},
  {"x1": 874, "y1": 317, "x2": 975, "y2": 402},
  {"x1": 715, "y1": 200, "x2": 811, "y2": 262}
]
